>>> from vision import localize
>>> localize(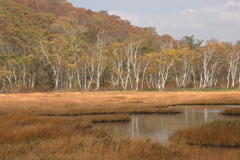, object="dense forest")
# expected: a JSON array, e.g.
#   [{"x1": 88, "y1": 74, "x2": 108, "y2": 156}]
[{"x1": 0, "y1": 0, "x2": 240, "y2": 92}]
